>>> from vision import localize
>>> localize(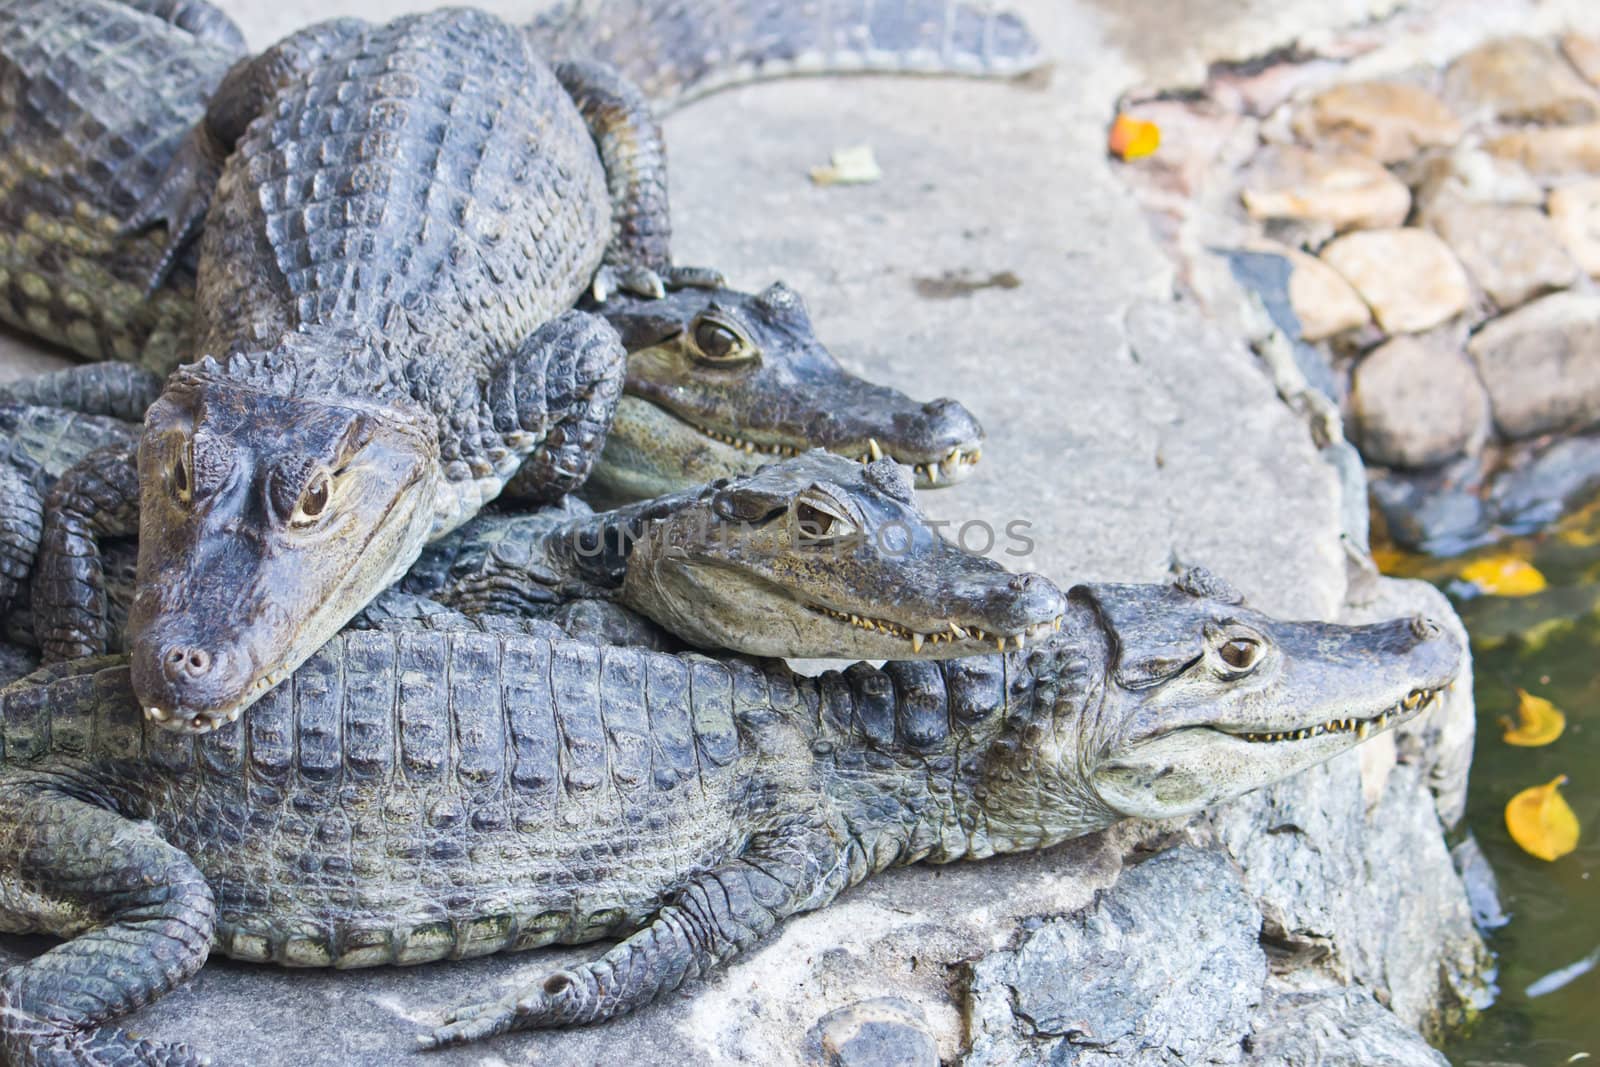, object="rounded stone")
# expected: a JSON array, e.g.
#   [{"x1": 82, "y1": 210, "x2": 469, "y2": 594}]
[
  {"x1": 1425, "y1": 201, "x2": 1578, "y2": 310},
  {"x1": 1241, "y1": 146, "x2": 1411, "y2": 232},
  {"x1": 1350, "y1": 334, "x2": 1490, "y2": 469},
  {"x1": 808, "y1": 998, "x2": 939, "y2": 1067},
  {"x1": 1487, "y1": 124, "x2": 1600, "y2": 180},
  {"x1": 1286, "y1": 249, "x2": 1371, "y2": 341},
  {"x1": 1468, "y1": 291, "x2": 1600, "y2": 439},
  {"x1": 1442, "y1": 36, "x2": 1600, "y2": 125},
  {"x1": 1319, "y1": 229, "x2": 1472, "y2": 334},
  {"x1": 1292, "y1": 80, "x2": 1462, "y2": 163},
  {"x1": 1548, "y1": 178, "x2": 1600, "y2": 277}
]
